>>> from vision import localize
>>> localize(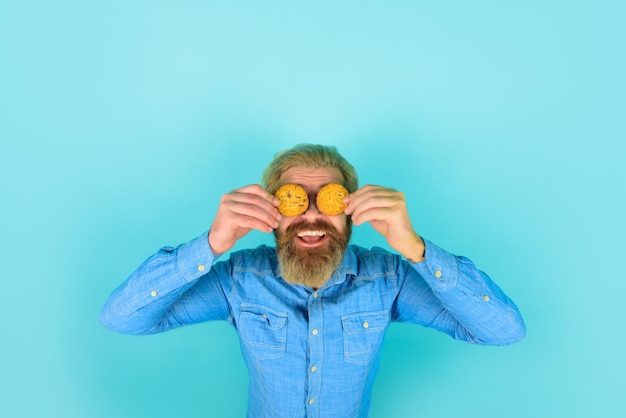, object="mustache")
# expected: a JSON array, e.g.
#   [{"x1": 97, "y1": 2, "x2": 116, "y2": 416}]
[{"x1": 283, "y1": 220, "x2": 340, "y2": 236}]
